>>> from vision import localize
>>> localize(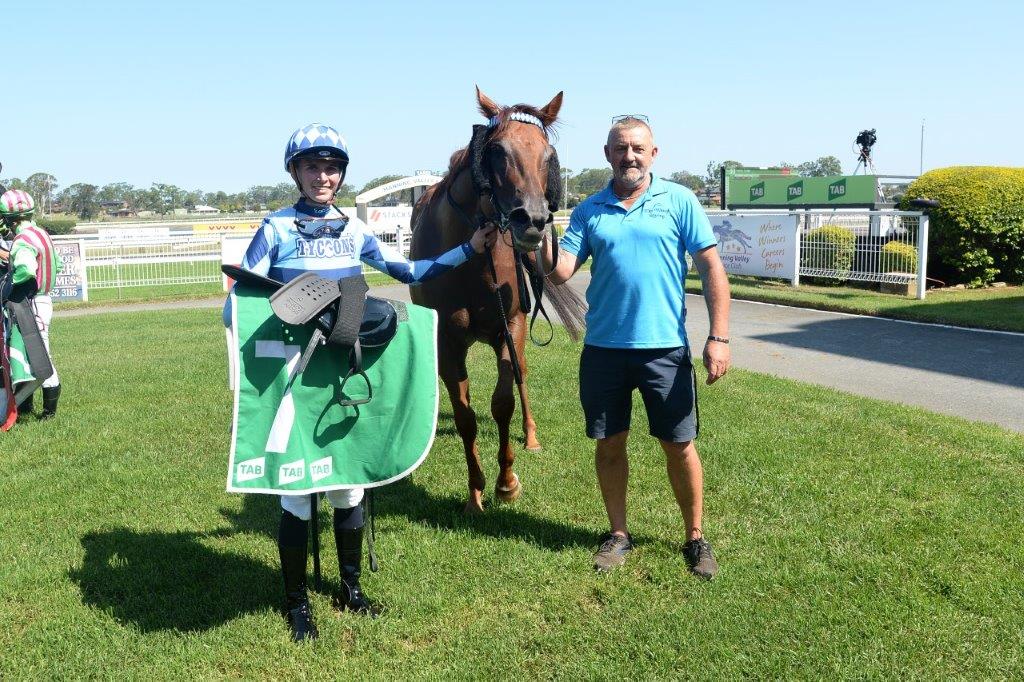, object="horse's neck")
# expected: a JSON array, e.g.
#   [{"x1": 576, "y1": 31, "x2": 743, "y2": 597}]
[
  {"x1": 438, "y1": 167, "x2": 479, "y2": 237},
  {"x1": 447, "y1": 166, "x2": 478, "y2": 213}
]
